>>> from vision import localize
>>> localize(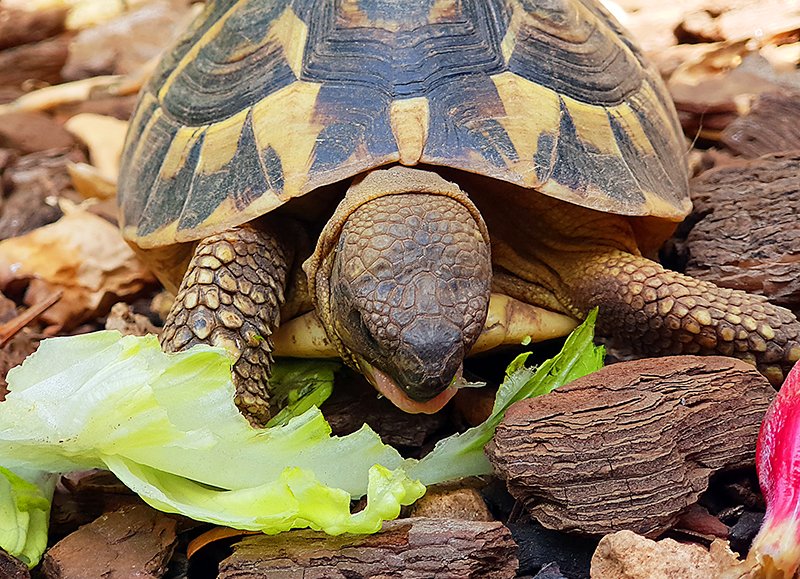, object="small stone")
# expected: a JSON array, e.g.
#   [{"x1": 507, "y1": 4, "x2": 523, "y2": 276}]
[
  {"x1": 590, "y1": 531, "x2": 750, "y2": 579},
  {"x1": 410, "y1": 484, "x2": 493, "y2": 522}
]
